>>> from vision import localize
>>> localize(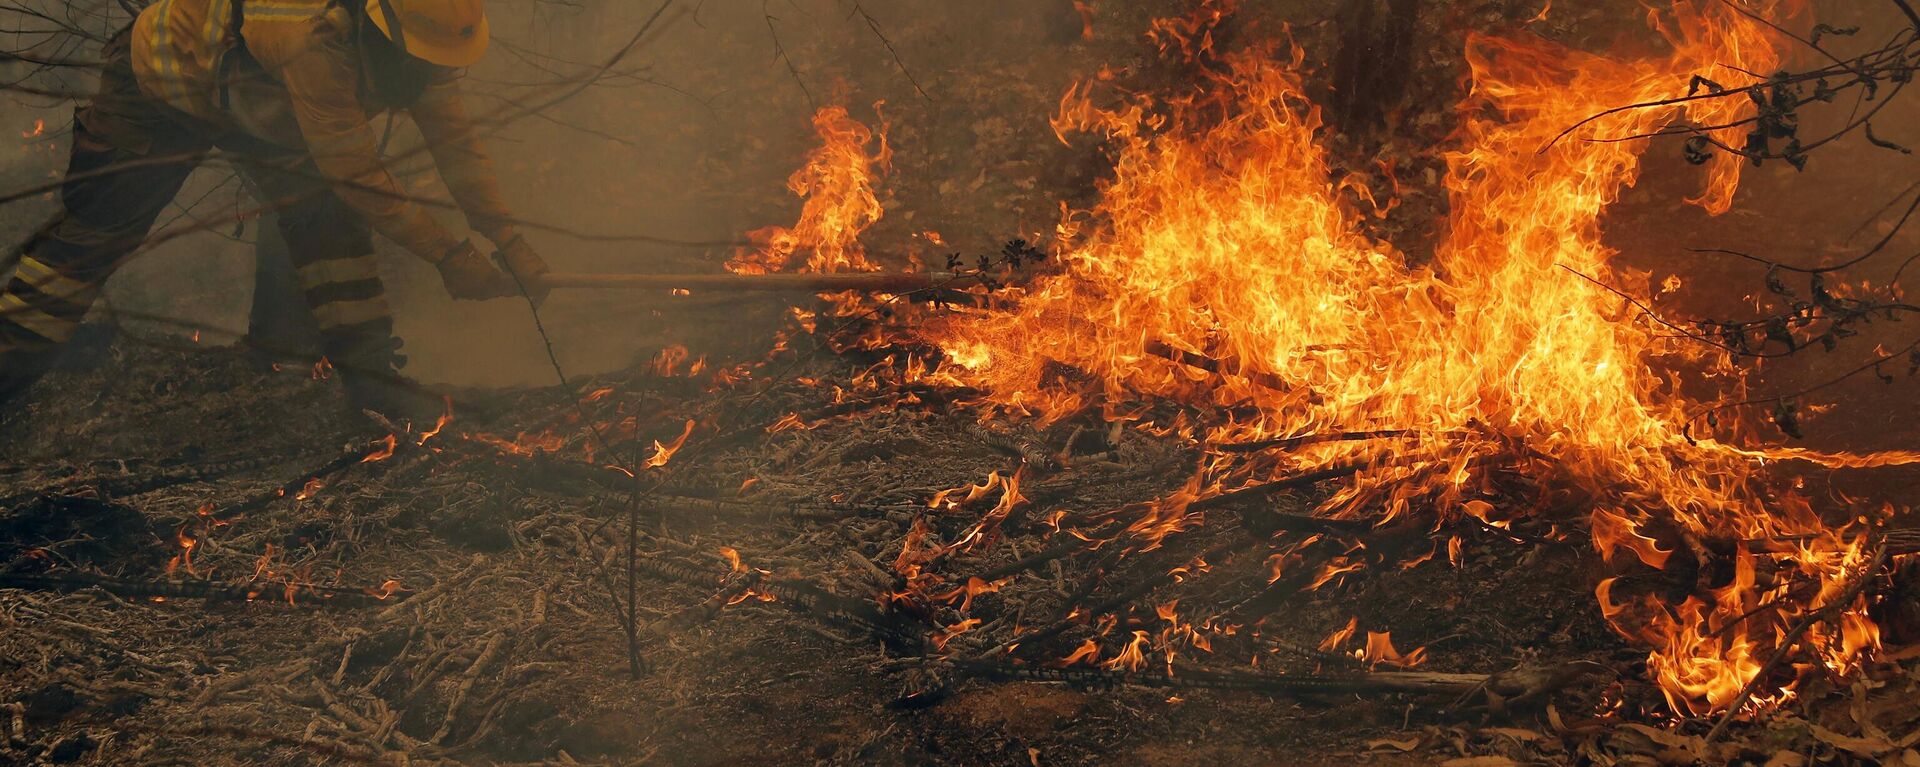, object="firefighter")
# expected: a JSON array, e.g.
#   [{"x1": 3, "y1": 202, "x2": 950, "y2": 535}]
[{"x1": 0, "y1": 0, "x2": 550, "y2": 421}]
